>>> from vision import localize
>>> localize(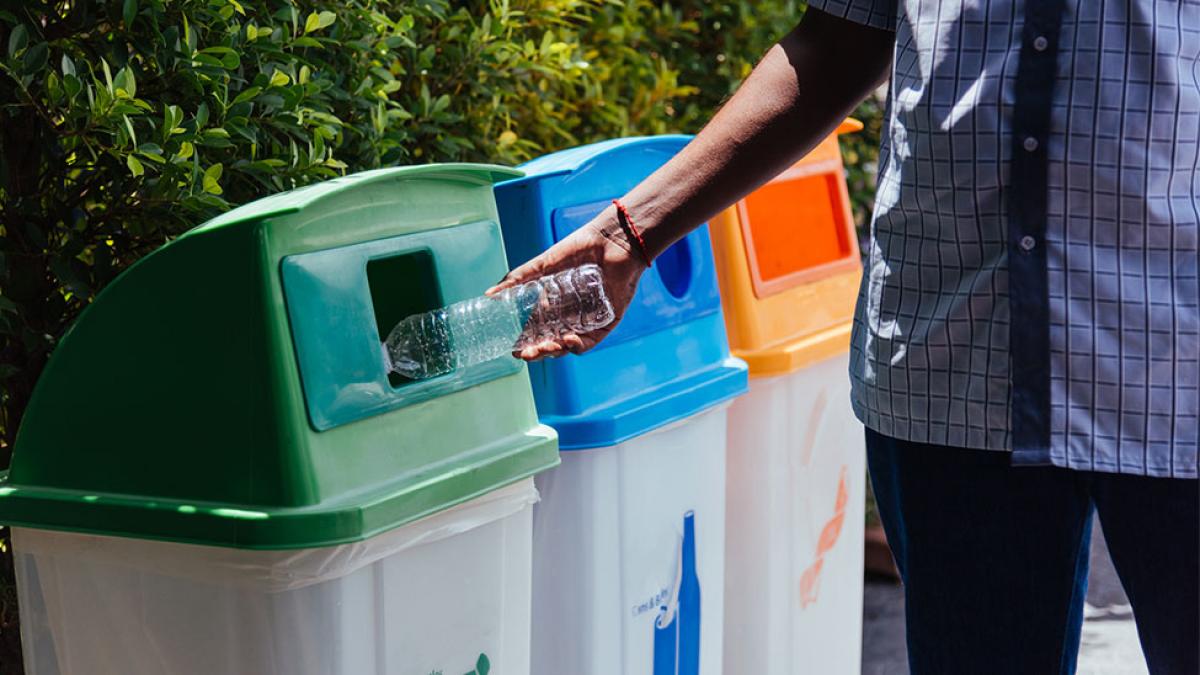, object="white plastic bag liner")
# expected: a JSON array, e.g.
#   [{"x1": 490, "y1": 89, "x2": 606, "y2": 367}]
[
  {"x1": 13, "y1": 478, "x2": 538, "y2": 675},
  {"x1": 531, "y1": 406, "x2": 727, "y2": 675},
  {"x1": 723, "y1": 355, "x2": 866, "y2": 675}
]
